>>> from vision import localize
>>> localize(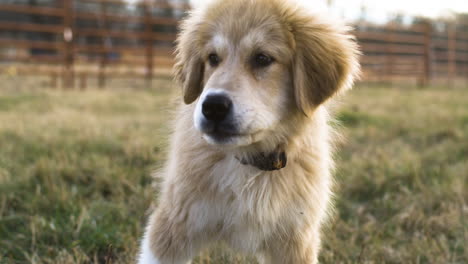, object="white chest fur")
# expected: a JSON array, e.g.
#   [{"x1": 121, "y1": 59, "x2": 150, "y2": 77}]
[{"x1": 184, "y1": 154, "x2": 320, "y2": 253}]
